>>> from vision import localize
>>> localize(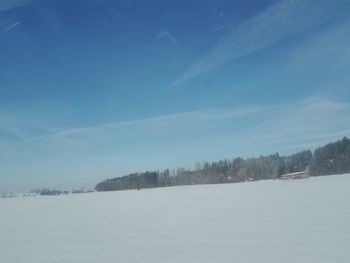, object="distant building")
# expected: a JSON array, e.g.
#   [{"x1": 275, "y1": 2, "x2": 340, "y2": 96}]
[
  {"x1": 280, "y1": 171, "x2": 309, "y2": 180},
  {"x1": 226, "y1": 168, "x2": 253, "y2": 183}
]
